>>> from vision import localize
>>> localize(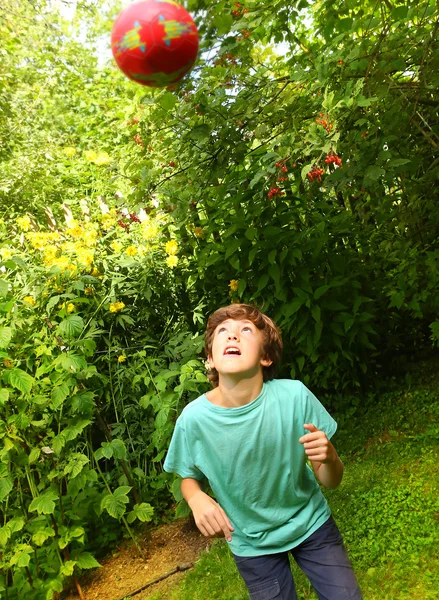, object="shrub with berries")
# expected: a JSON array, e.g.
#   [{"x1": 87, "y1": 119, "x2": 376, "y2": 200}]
[
  {"x1": 307, "y1": 167, "x2": 325, "y2": 182},
  {"x1": 268, "y1": 187, "x2": 285, "y2": 199},
  {"x1": 231, "y1": 2, "x2": 248, "y2": 17},
  {"x1": 325, "y1": 154, "x2": 342, "y2": 166},
  {"x1": 315, "y1": 113, "x2": 333, "y2": 133}
]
